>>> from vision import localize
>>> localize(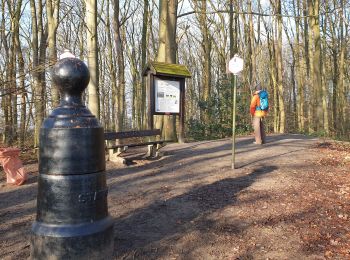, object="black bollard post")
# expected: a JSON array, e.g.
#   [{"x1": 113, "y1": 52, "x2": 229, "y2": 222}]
[{"x1": 30, "y1": 54, "x2": 114, "y2": 259}]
